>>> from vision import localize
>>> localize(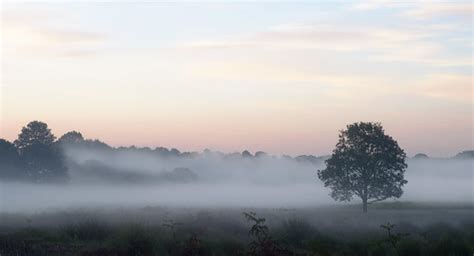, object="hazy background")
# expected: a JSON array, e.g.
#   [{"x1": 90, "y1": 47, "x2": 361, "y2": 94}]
[{"x1": 1, "y1": 146, "x2": 472, "y2": 213}]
